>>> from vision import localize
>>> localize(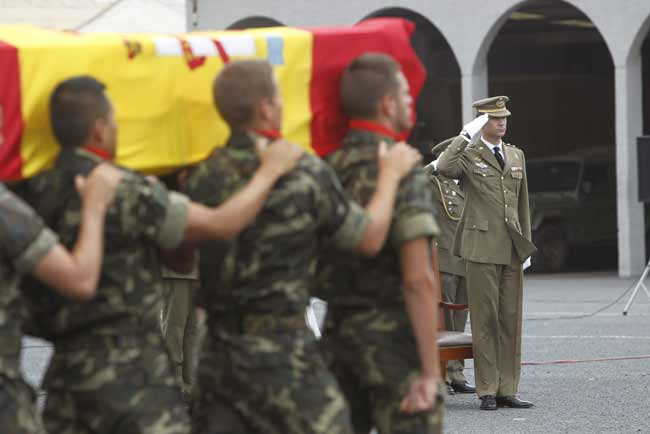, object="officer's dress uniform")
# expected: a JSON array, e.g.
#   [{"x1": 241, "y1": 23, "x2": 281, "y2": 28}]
[
  {"x1": 160, "y1": 261, "x2": 201, "y2": 397},
  {"x1": 20, "y1": 148, "x2": 192, "y2": 434},
  {"x1": 318, "y1": 125, "x2": 444, "y2": 434},
  {"x1": 428, "y1": 167, "x2": 469, "y2": 386},
  {"x1": 185, "y1": 131, "x2": 369, "y2": 434},
  {"x1": 0, "y1": 184, "x2": 58, "y2": 434},
  {"x1": 436, "y1": 97, "x2": 535, "y2": 399}
]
